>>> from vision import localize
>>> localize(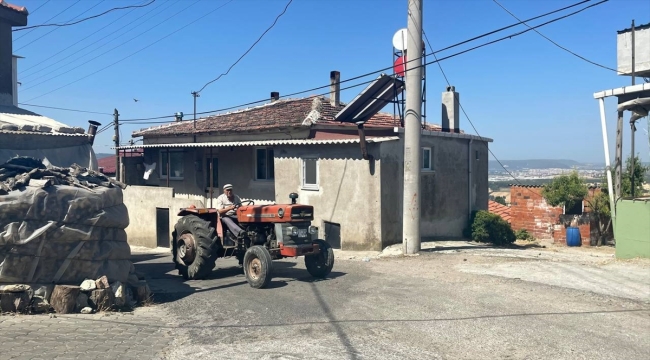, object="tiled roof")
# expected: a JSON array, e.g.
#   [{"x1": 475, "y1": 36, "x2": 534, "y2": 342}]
[
  {"x1": 133, "y1": 96, "x2": 444, "y2": 137},
  {"x1": 97, "y1": 150, "x2": 143, "y2": 175},
  {"x1": 488, "y1": 200, "x2": 511, "y2": 223},
  {"x1": 0, "y1": 0, "x2": 28, "y2": 14}
]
